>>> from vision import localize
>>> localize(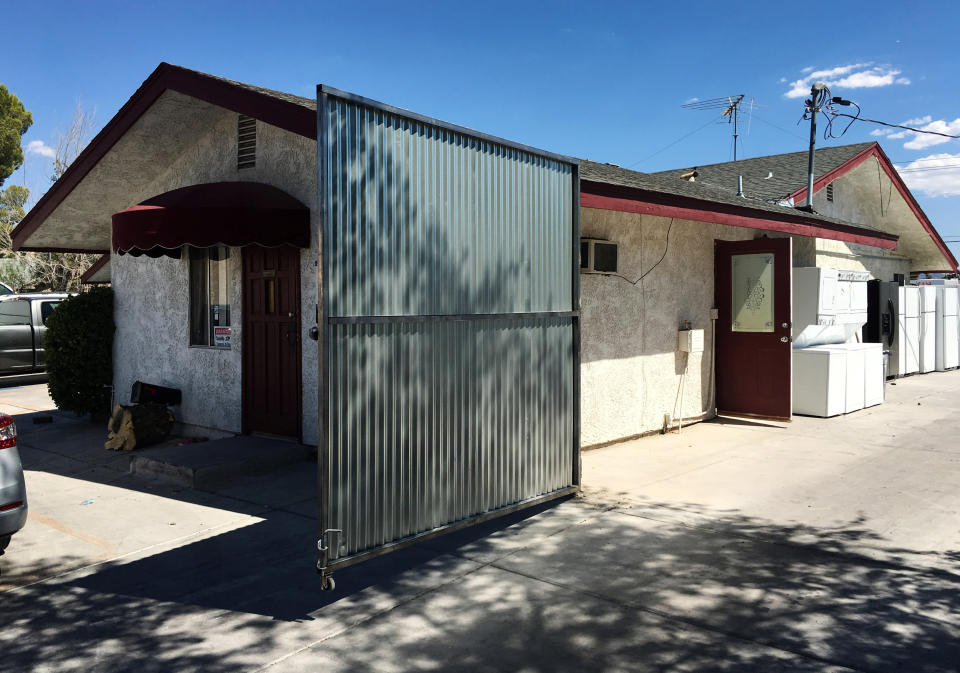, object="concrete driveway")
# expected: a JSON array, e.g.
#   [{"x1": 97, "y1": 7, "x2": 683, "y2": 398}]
[{"x1": 2, "y1": 373, "x2": 959, "y2": 672}]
